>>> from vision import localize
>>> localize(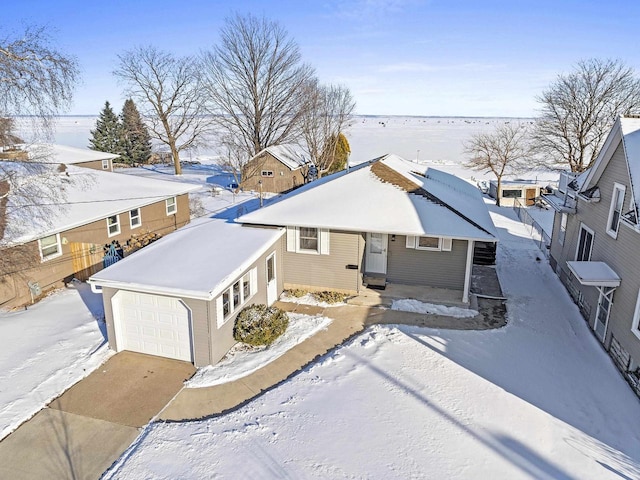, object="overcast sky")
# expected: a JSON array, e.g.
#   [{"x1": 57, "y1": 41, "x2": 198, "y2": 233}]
[{"x1": 8, "y1": 0, "x2": 640, "y2": 117}]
